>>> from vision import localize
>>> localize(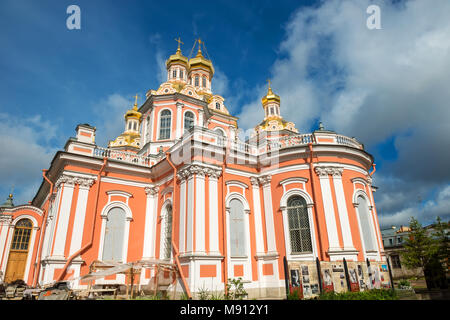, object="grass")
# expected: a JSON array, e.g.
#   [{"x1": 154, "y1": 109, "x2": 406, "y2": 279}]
[{"x1": 318, "y1": 289, "x2": 398, "y2": 300}]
